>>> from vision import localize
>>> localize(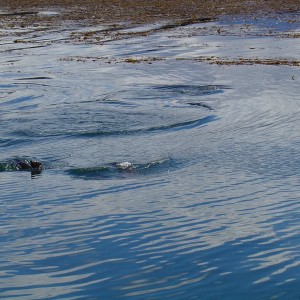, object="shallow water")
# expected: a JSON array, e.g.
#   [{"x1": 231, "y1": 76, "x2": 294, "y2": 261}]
[{"x1": 1, "y1": 13, "x2": 300, "y2": 299}]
